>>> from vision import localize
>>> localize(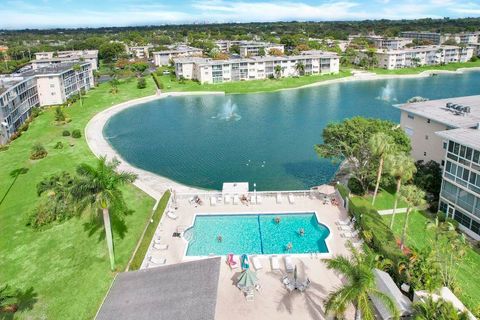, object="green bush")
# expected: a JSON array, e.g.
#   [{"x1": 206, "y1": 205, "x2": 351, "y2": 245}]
[
  {"x1": 30, "y1": 143, "x2": 48, "y2": 160},
  {"x1": 62, "y1": 130, "x2": 70, "y2": 136},
  {"x1": 336, "y1": 183, "x2": 350, "y2": 201},
  {"x1": 0, "y1": 144, "x2": 9, "y2": 152},
  {"x1": 348, "y1": 177, "x2": 365, "y2": 195},
  {"x1": 54, "y1": 141, "x2": 64, "y2": 149},
  {"x1": 437, "y1": 211, "x2": 447, "y2": 222},
  {"x1": 129, "y1": 190, "x2": 170, "y2": 270},
  {"x1": 137, "y1": 77, "x2": 147, "y2": 89},
  {"x1": 71, "y1": 130, "x2": 81, "y2": 139}
]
